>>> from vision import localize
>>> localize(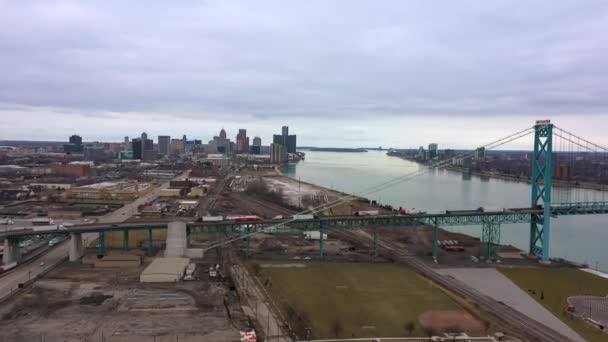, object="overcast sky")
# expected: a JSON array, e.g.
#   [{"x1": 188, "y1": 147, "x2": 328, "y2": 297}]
[{"x1": 1, "y1": 1, "x2": 607, "y2": 149}]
